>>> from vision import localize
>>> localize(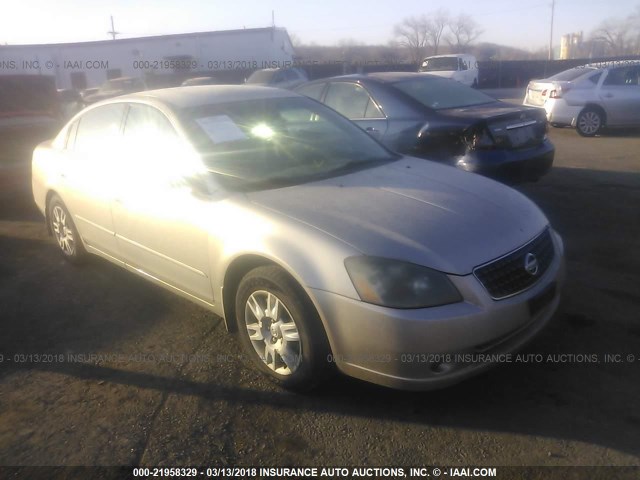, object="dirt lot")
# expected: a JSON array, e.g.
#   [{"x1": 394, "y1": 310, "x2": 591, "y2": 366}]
[{"x1": 0, "y1": 123, "x2": 639, "y2": 471}]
